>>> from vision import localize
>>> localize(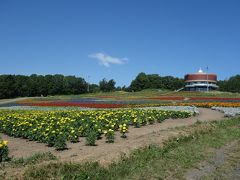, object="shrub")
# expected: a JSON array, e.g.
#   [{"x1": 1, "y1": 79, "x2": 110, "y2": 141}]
[
  {"x1": 85, "y1": 129, "x2": 97, "y2": 146},
  {"x1": 54, "y1": 136, "x2": 67, "y2": 151},
  {"x1": 119, "y1": 124, "x2": 128, "y2": 138},
  {"x1": 104, "y1": 129, "x2": 115, "y2": 143}
]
